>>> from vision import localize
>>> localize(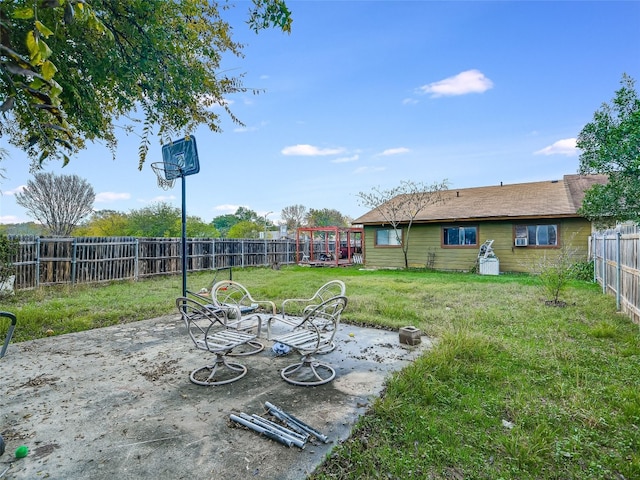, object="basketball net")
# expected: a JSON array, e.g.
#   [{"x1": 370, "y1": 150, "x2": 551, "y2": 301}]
[{"x1": 151, "y1": 162, "x2": 177, "y2": 190}]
